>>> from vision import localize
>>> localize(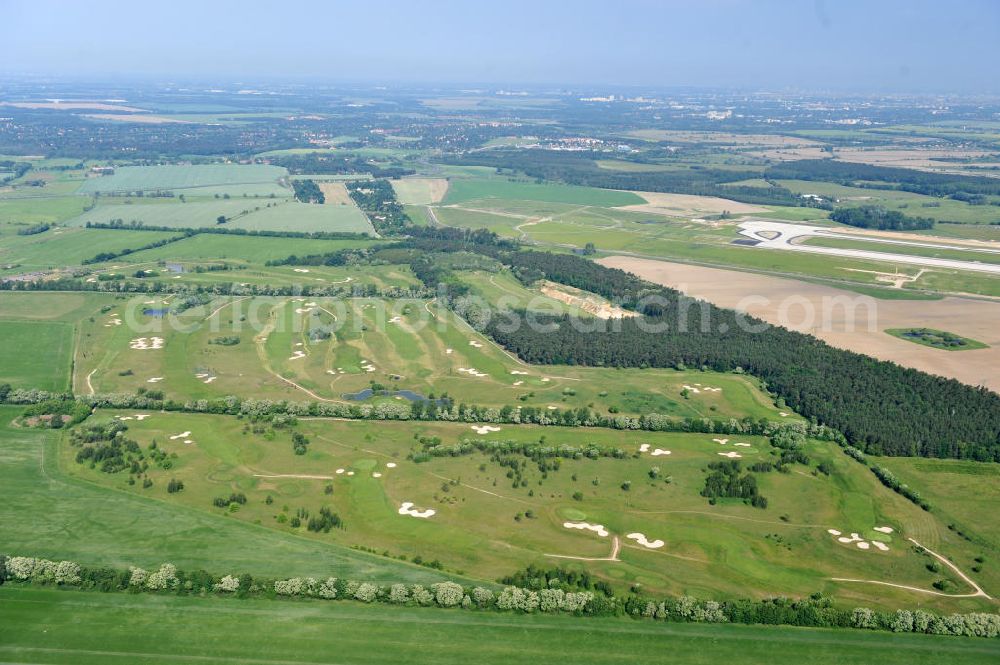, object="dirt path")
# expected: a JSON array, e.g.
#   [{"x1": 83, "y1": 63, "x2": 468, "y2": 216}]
[
  {"x1": 546, "y1": 536, "x2": 621, "y2": 562},
  {"x1": 253, "y1": 301, "x2": 339, "y2": 403},
  {"x1": 85, "y1": 369, "x2": 96, "y2": 396},
  {"x1": 832, "y1": 538, "x2": 991, "y2": 599},
  {"x1": 203, "y1": 296, "x2": 250, "y2": 322}
]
